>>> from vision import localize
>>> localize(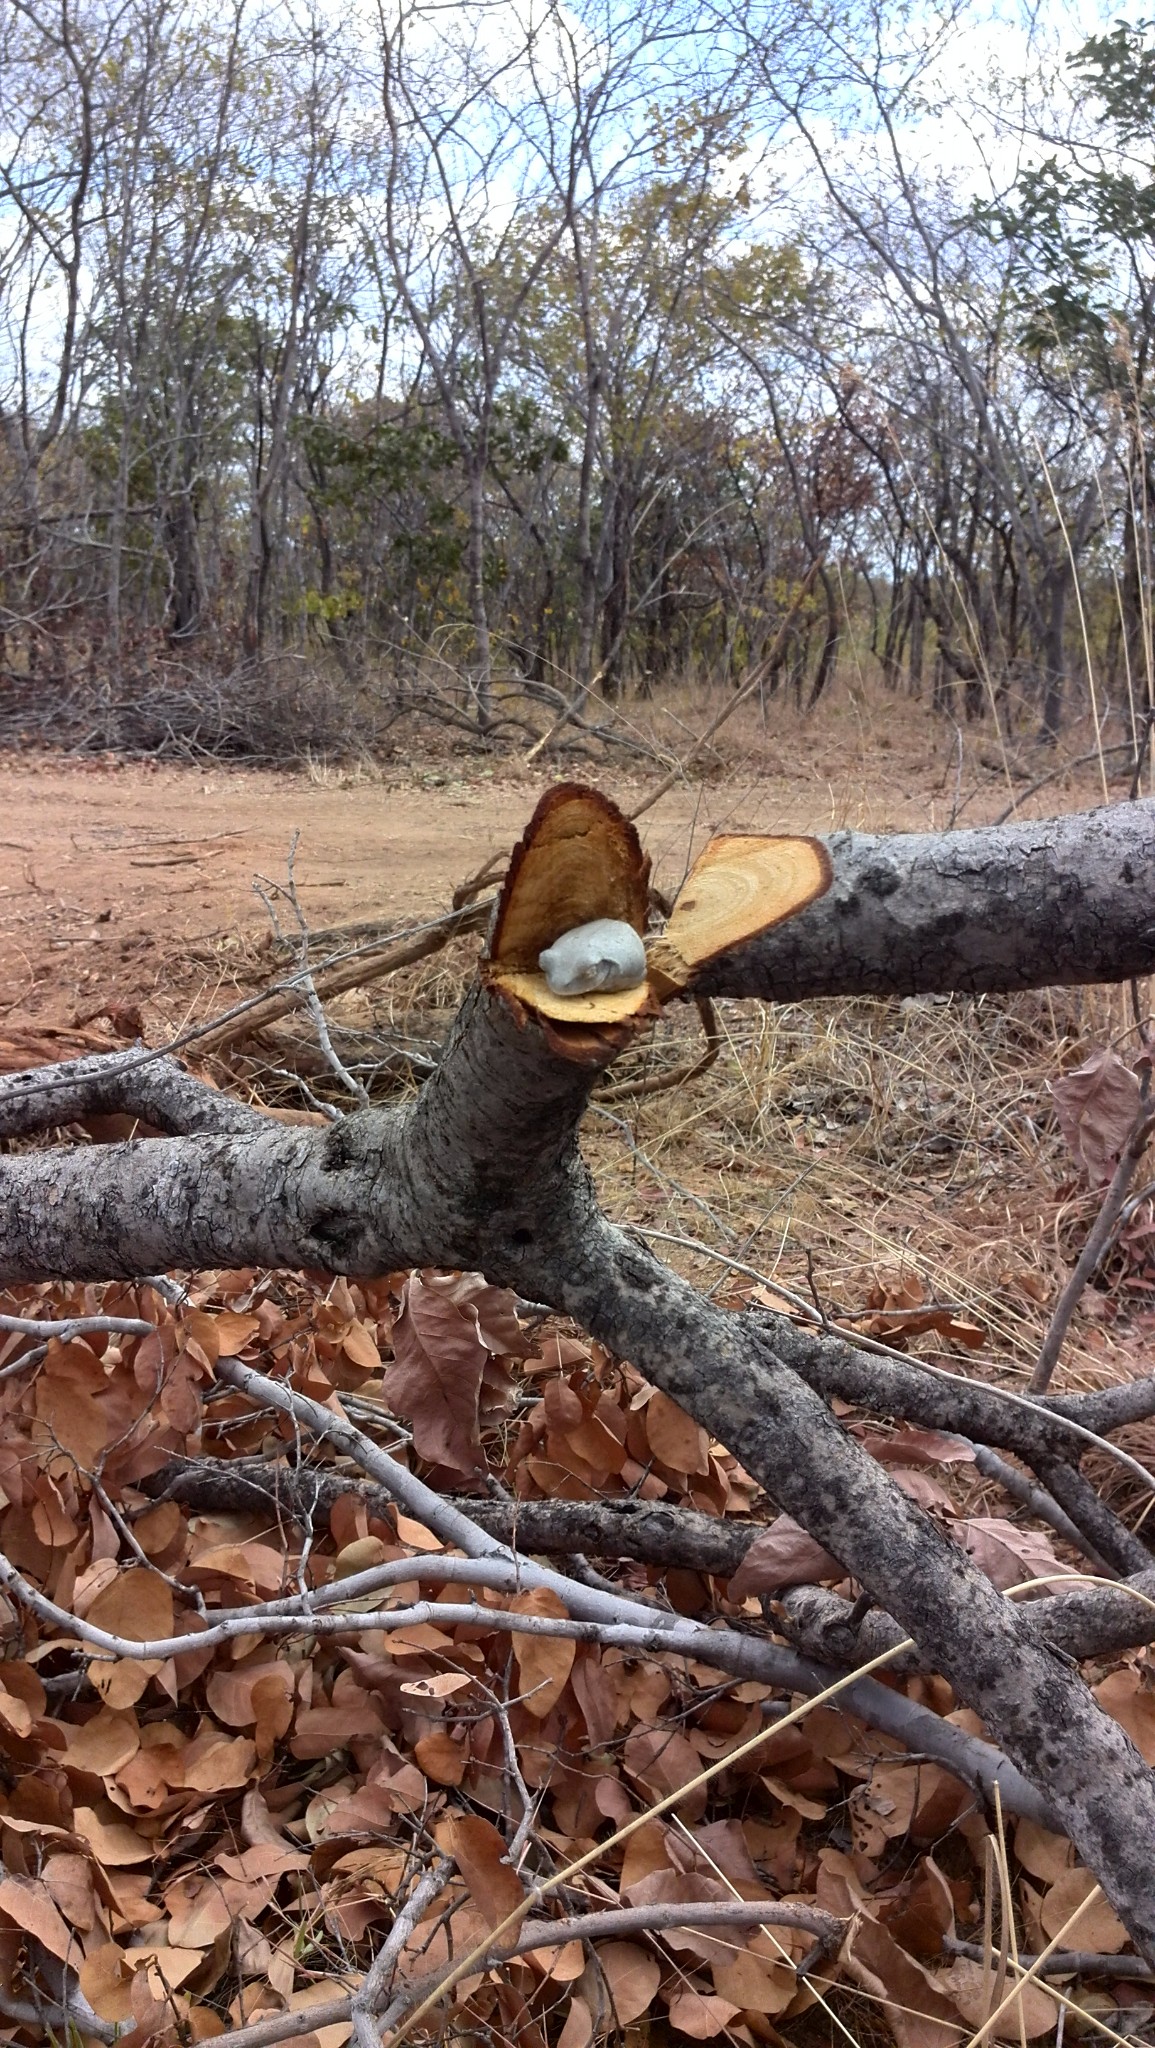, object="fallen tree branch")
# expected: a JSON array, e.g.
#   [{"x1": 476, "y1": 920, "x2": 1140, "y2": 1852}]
[
  {"x1": 782, "y1": 1567, "x2": 1155, "y2": 1670},
  {"x1": 3, "y1": 790, "x2": 1155, "y2": 1947},
  {"x1": 697, "y1": 801, "x2": 1155, "y2": 1000},
  {"x1": 350, "y1": 1859, "x2": 455, "y2": 2048},
  {"x1": 0, "y1": 1048, "x2": 269, "y2": 1141},
  {"x1": 144, "y1": 1452, "x2": 770, "y2": 1576},
  {"x1": 760, "y1": 1314, "x2": 1155, "y2": 1553},
  {"x1": 0, "y1": 1309, "x2": 154, "y2": 1340},
  {"x1": 968, "y1": 1443, "x2": 1118, "y2": 1576},
  {"x1": 145, "y1": 1445, "x2": 1120, "y2": 1584}
]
